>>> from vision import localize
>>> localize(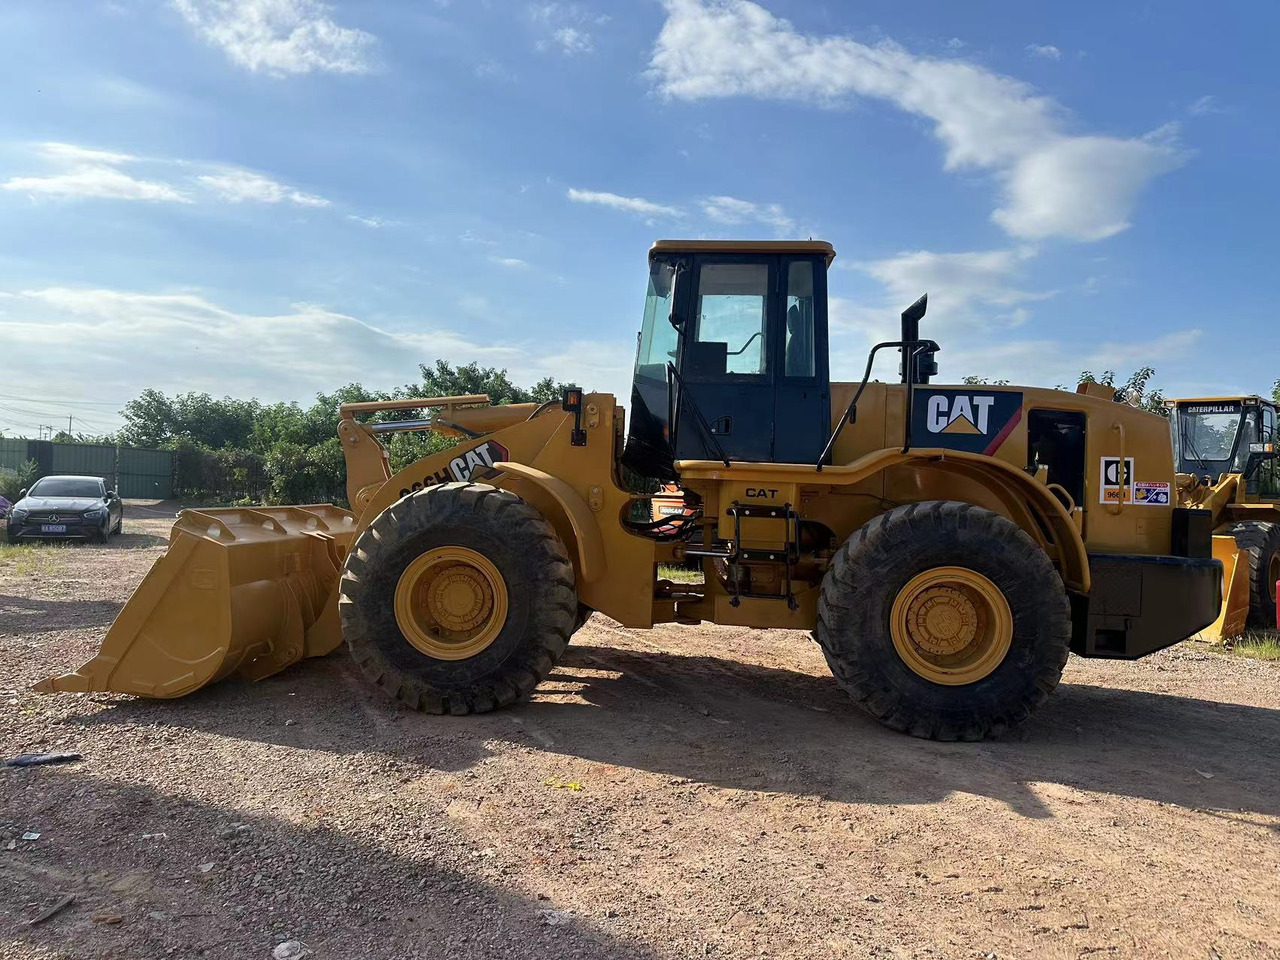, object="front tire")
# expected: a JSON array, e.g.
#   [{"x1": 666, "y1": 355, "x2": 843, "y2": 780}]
[
  {"x1": 1223, "y1": 521, "x2": 1280, "y2": 628},
  {"x1": 815, "y1": 501, "x2": 1071, "y2": 741},
  {"x1": 339, "y1": 482, "x2": 578, "y2": 715}
]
